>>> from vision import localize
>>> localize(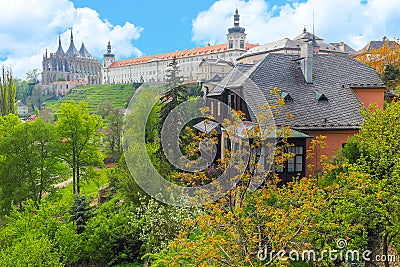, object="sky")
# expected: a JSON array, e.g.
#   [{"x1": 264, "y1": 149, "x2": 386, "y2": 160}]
[{"x1": 0, "y1": 0, "x2": 399, "y2": 79}]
